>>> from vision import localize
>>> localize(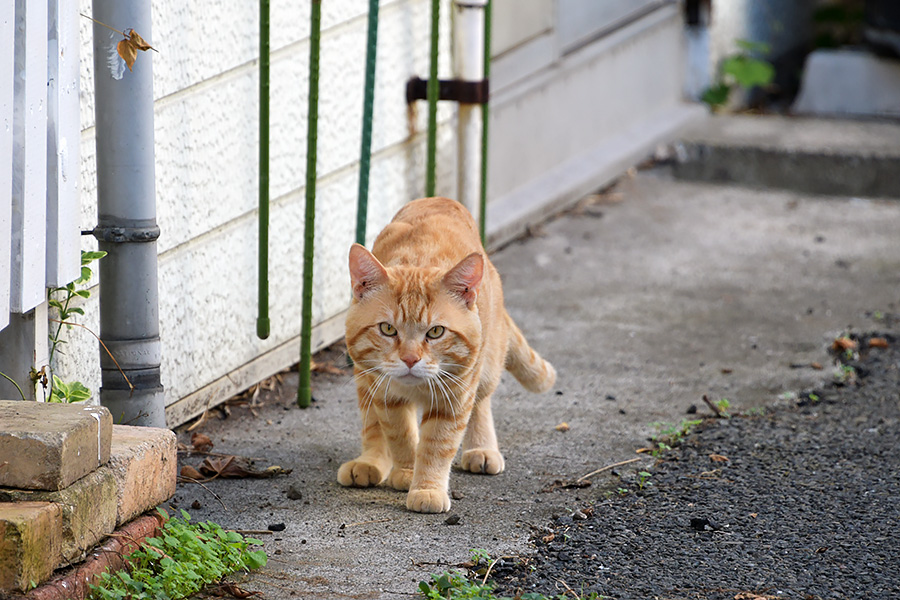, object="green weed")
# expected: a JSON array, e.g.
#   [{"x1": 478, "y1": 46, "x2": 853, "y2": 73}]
[{"x1": 89, "y1": 509, "x2": 266, "y2": 600}]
